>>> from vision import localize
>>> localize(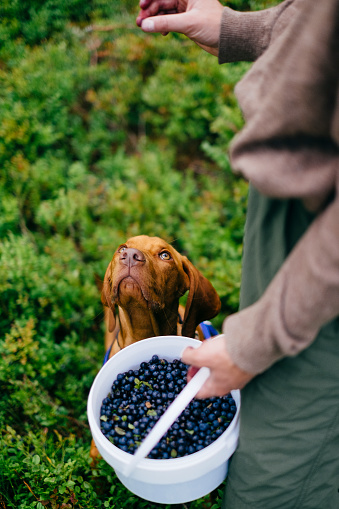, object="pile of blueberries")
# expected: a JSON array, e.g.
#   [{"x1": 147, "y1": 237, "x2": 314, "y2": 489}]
[{"x1": 100, "y1": 355, "x2": 237, "y2": 459}]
